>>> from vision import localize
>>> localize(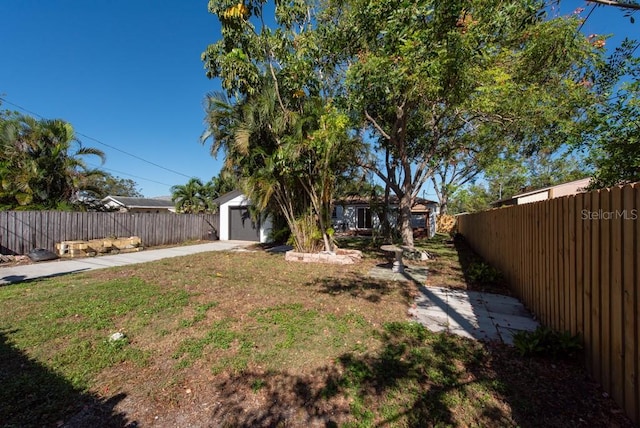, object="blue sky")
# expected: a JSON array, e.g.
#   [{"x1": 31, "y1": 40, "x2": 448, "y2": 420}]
[{"x1": 0, "y1": 1, "x2": 637, "y2": 198}]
